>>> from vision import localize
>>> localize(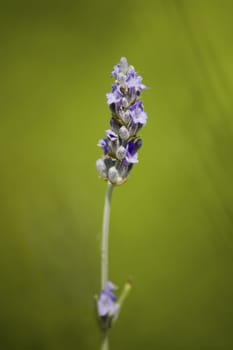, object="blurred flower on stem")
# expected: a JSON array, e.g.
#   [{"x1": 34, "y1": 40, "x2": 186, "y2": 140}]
[
  {"x1": 97, "y1": 281, "x2": 119, "y2": 331},
  {"x1": 97, "y1": 280, "x2": 132, "y2": 331}
]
